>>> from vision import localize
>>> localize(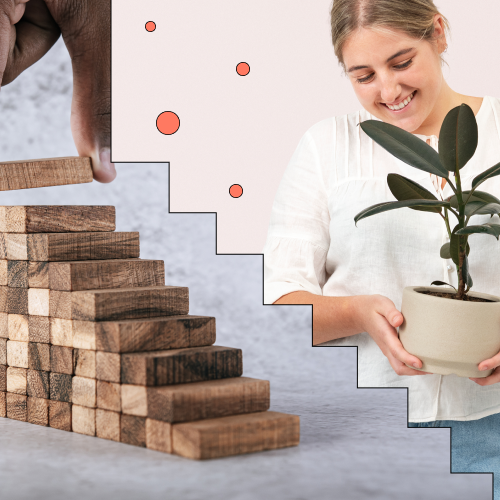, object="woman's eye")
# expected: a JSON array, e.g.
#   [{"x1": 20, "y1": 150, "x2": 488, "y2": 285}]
[
  {"x1": 356, "y1": 74, "x2": 374, "y2": 84},
  {"x1": 394, "y1": 58, "x2": 413, "y2": 70}
]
